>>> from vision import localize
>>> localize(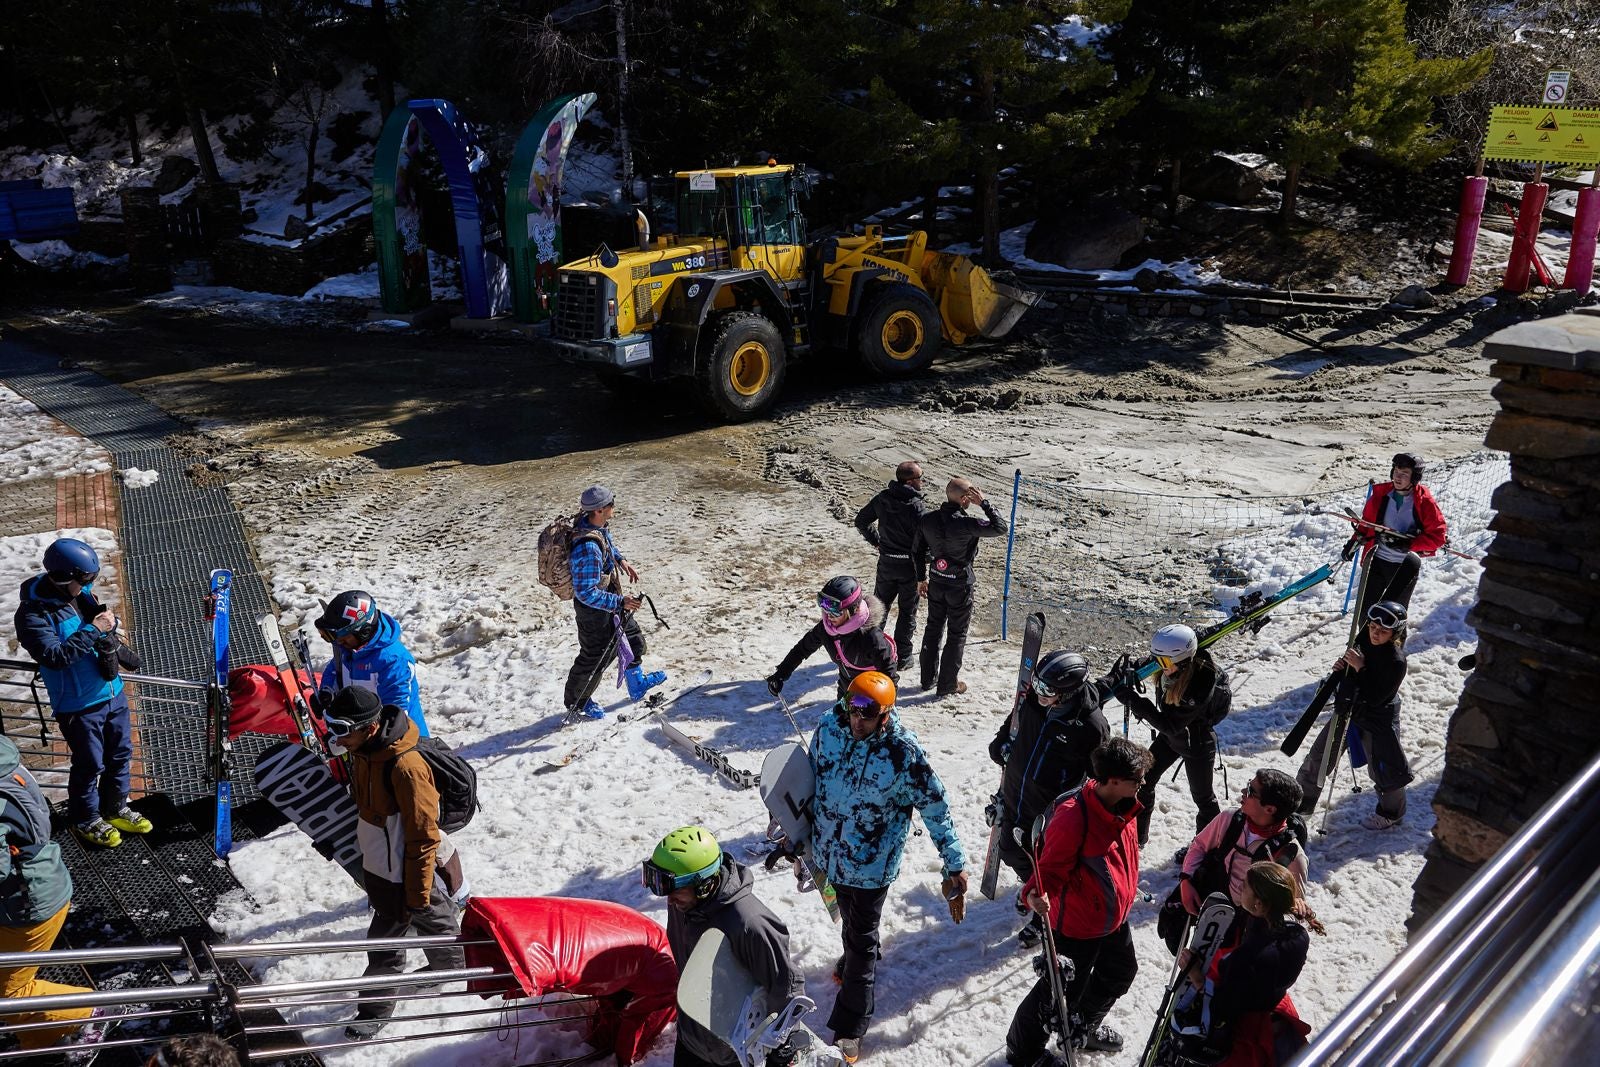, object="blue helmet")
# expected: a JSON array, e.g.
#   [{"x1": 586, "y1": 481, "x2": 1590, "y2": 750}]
[{"x1": 43, "y1": 538, "x2": 100, "y2": 585}]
